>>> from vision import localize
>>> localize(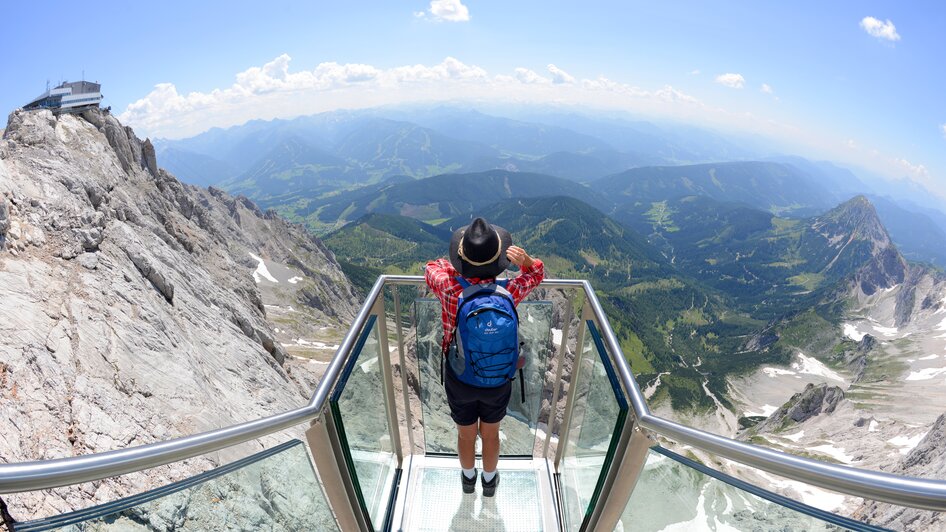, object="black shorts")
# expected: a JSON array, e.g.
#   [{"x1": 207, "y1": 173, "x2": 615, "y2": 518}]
[{"x1": 444, "y1": 369, "x2": 512, "y2": 426}]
